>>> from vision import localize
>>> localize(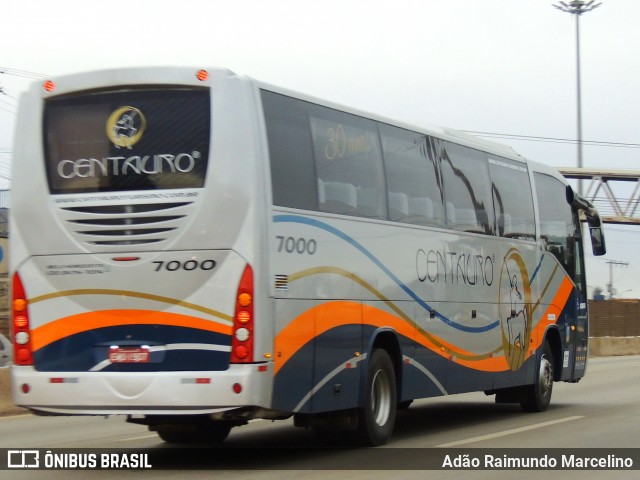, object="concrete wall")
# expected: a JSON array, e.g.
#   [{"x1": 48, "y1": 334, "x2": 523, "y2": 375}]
[
  {"x1": 589, "y1": 336, "x2": 640, "y2": 357},
  {"x1": 589, "y1": 299, "x2": 640, "y2": 337}
]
